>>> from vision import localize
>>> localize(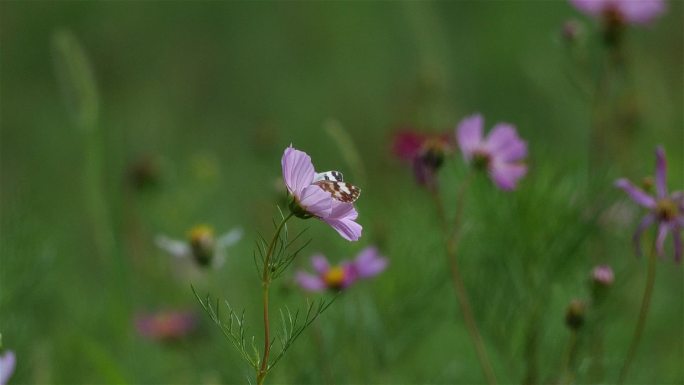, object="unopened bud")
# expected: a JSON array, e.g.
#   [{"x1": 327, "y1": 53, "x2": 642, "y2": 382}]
[
  {"x1": 591, "y1": 265, "x2": 614, "y2": 287},
  {"x1": 565, "y1": 299, "x2": 586, "y2": 330}
]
